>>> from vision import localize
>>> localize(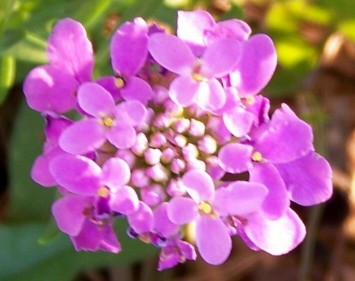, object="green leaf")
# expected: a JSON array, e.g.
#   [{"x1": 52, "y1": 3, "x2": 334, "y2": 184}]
[
  {"x1": 0, "y1": 55, "x2": 16, "y2": 103},
  {"x1": 0, "y1": 220, "x2": 158, "y2": 281},
  {"x1": 8, "y1": 100, "x2": 54, "y2": 222}
]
